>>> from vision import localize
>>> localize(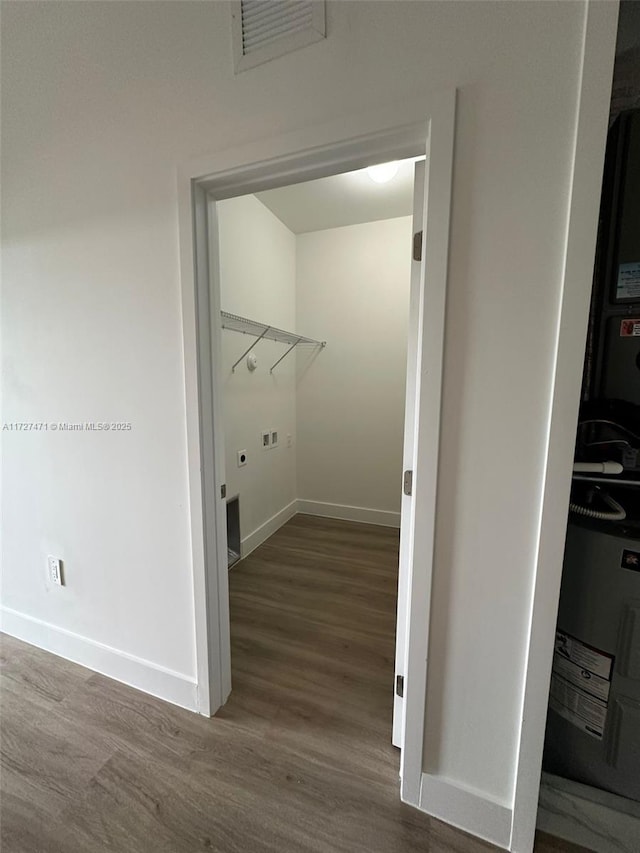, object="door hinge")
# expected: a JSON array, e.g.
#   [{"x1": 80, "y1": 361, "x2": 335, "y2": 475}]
[
  {"x1": 396, "y1": 674, "x2": 404, "y2": 698},
  {"x1": 221, "y1": 484, "x2": 227, "y2": 499},
  {"x1": 413, "y1": 230, "x2": 423, "y2": 261},
  {"x1": 403, "y1": 470, "x2": 413, "y2": 496}
]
